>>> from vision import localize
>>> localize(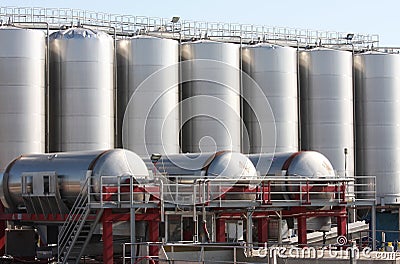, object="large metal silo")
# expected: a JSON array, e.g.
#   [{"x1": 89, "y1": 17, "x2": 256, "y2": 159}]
[
  {"x1": 117, "y1": 36, "x2": 179, "y2": 156},
  {"x1": 300, "y1": 48, "x2": 354, "y2": 179},
  {"x1": 242, "y1": 44, "x2": 298, "y2": 153},
  {"x1": 49, "y1": 27, "x2": 114, "y2": 151},
  {"x1": 355, "y1": 52, "x2": 400, "y2": 205},
  {"x1": 0, "y1": 26, "x2": 45, "y2": 170},
  {"x1": 181, "y1": 40, "x2": 241, "y2": 153}
]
